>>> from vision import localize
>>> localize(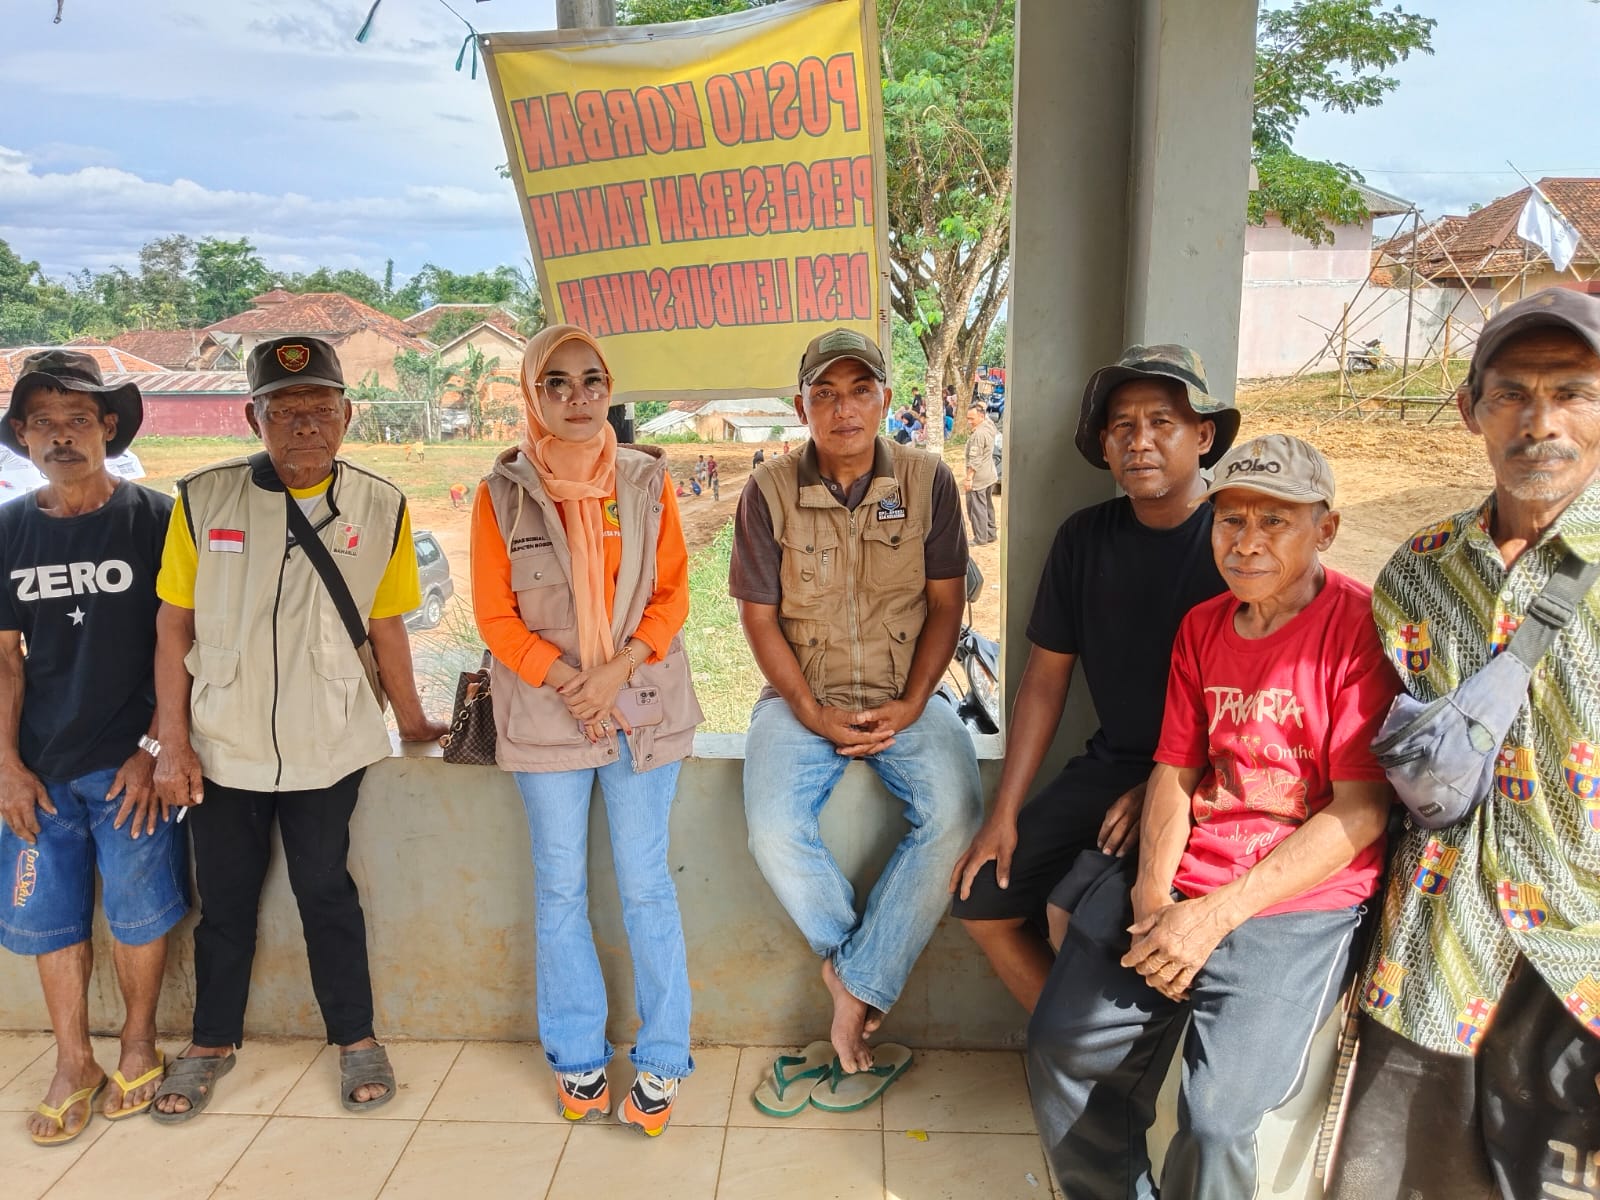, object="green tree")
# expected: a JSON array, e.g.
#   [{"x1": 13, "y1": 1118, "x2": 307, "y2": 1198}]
[
  {"x1": 192, "y1": 237, "x2": 271, "y2": 323},
  {"x1": 276, "y1": 266, "x2": 387, "y2": 308},
  {"x1": 136, "y1": 235, "x2": 198, "y2": 322},
  {"x1": 443, "y1": 345, "x2": 518, "y2": 438},
  {"x1": 1251, "y1": 1, "x2": 1435, "y2": 243},
  {"x1": 0, "y1": 240, "x2": 53, "y2": 344}
]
